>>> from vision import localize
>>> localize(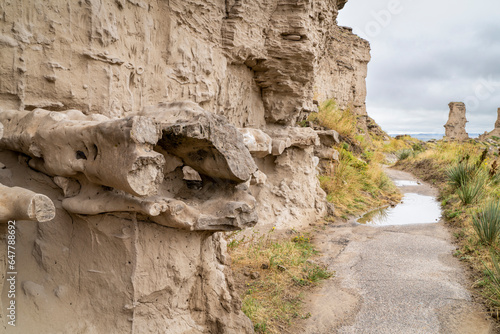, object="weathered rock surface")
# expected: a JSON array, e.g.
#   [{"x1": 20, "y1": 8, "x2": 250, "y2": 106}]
[
  {"x1": 0, "y1": 109, "x2": 165, "y2": 197},
  {"x1": 0, "y1": 184, "x2": 55, "y2": 223},
  {"x1": 0, "y1": 0, "x2": 370, "y2": 332},
  {"x1": 479, "y1": 107, "x2": 500, "y2": 140},
  {"x1": 444, "y1": 102, "x2": 469, "y2": 141},
  {"x1": 315, "y1": 26, "x2": 371, "y2": 118},
  {"x1": 0, "y1": 135, "x2": 254, "y2": 333}
]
